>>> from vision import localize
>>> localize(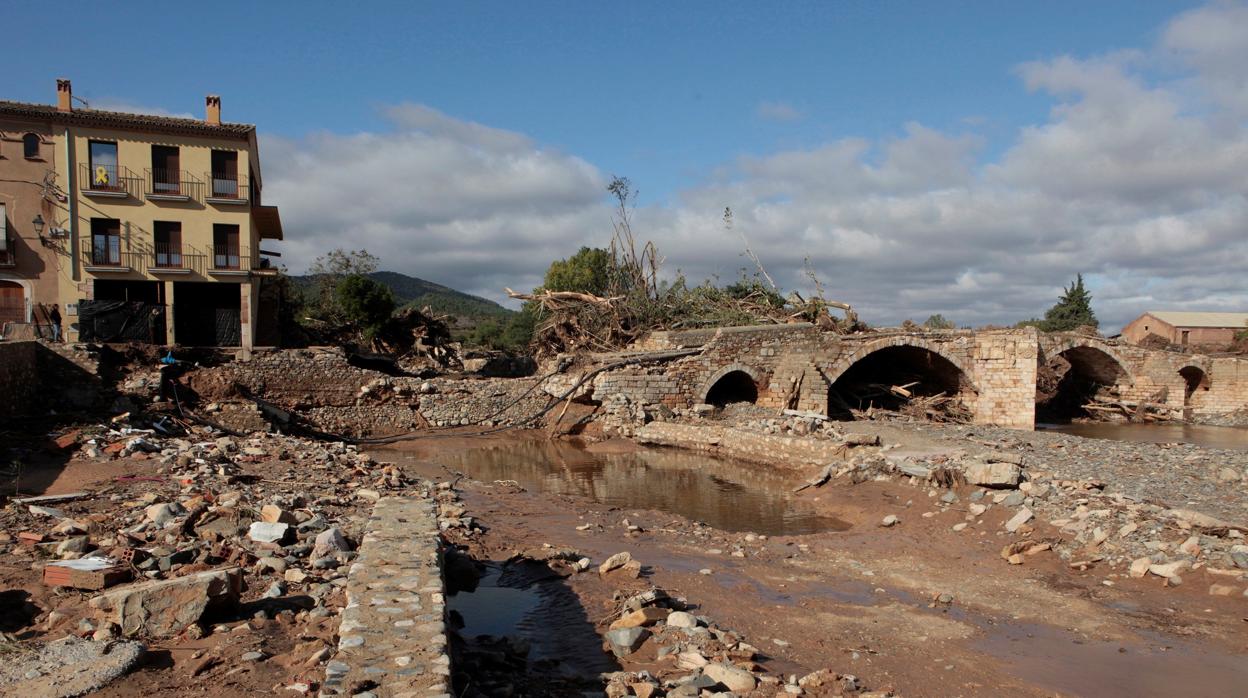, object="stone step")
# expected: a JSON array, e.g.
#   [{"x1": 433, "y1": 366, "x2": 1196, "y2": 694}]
[{"x1": 320, "y1": 496, "x2": 450, "y2": 698}]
